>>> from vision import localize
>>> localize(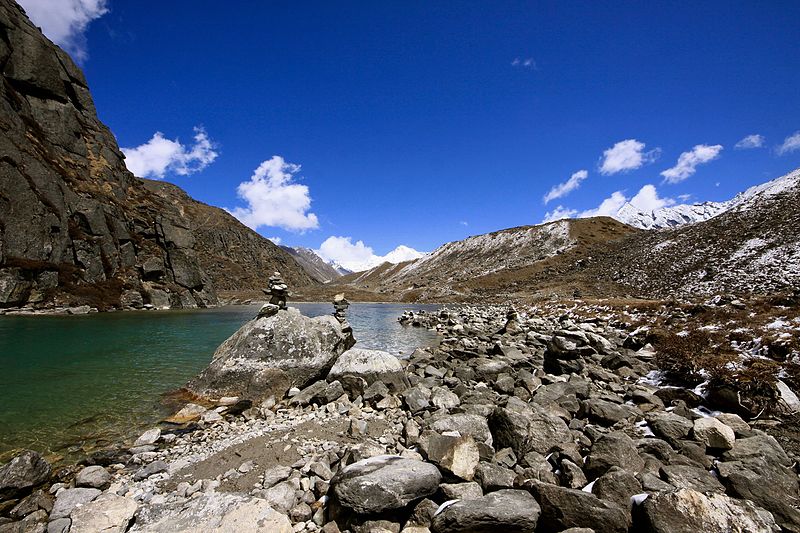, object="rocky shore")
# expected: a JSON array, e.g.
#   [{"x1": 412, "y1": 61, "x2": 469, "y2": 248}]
[{"x1": 1, "y1": 294, "x2": 799, "y2": 532}]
